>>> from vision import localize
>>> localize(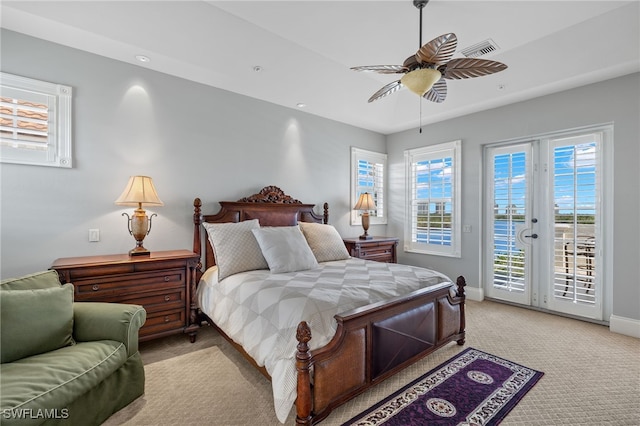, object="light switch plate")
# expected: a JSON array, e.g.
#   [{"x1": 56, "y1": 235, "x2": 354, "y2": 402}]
[{"x1": 89, "y1": 229, "x2": 100, "y2": 242}]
